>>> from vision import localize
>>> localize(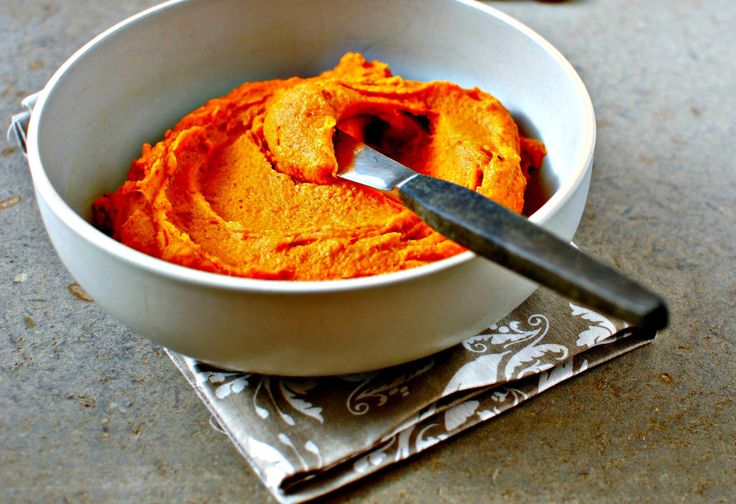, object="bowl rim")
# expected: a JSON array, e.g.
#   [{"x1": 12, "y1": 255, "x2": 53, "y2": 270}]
[{"x1": 25, "y1": 0, "x2": 596, "y2": 295}]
